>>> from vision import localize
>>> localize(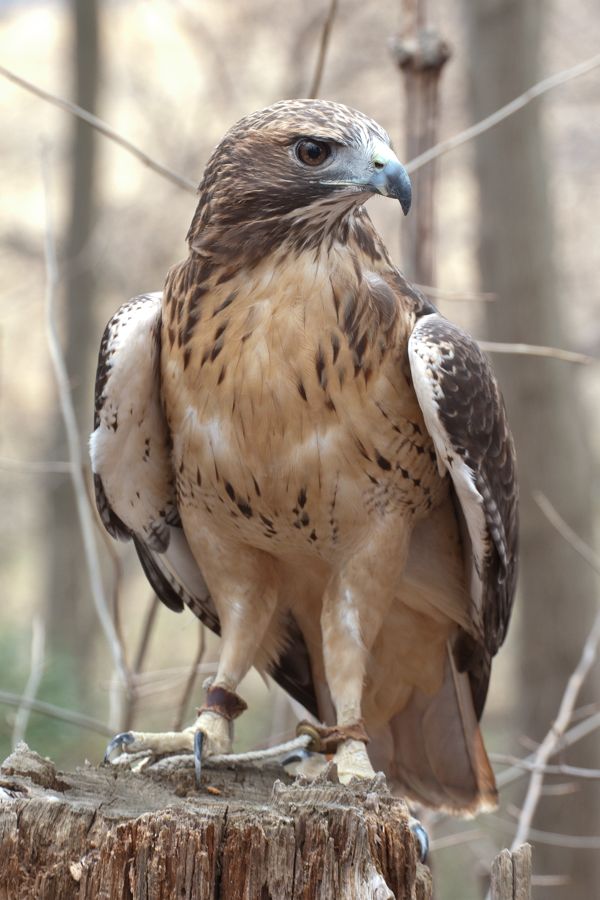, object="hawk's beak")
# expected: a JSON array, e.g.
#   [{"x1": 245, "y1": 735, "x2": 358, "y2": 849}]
[{"x1": 368, "y1": 144, "x2": 412, "y2": 216}]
